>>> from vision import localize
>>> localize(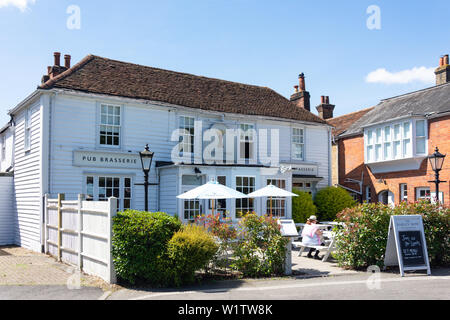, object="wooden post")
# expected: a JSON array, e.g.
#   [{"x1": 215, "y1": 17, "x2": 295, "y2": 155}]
[
  {"x1": 77, "y1": 194, "x2": 84, "y2": 270},
  {"x1": 44, "y1": 194, "x2": 49, "y2": 254},
  {"x1": 57, "y1": 193, "x2": 65, "y2": 262},
  {"x1": 107, "y1": 197, "x2": 118, "y2": 284}
]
